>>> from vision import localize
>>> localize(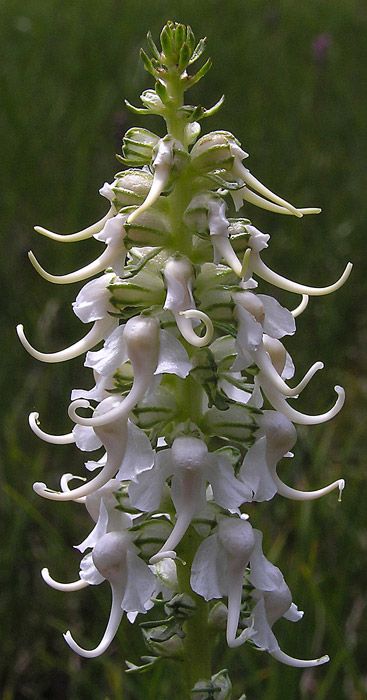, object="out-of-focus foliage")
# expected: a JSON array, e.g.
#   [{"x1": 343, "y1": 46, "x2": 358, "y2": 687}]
[{"x1": 1, "y1": 1, "x2": 366, "y2": 698}]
